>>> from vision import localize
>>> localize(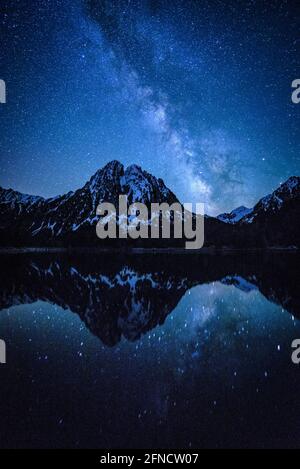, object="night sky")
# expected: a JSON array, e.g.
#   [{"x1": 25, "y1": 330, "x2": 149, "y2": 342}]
[{"x1": 0, "y1": 0, "x2": 299, "y2": 214}]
